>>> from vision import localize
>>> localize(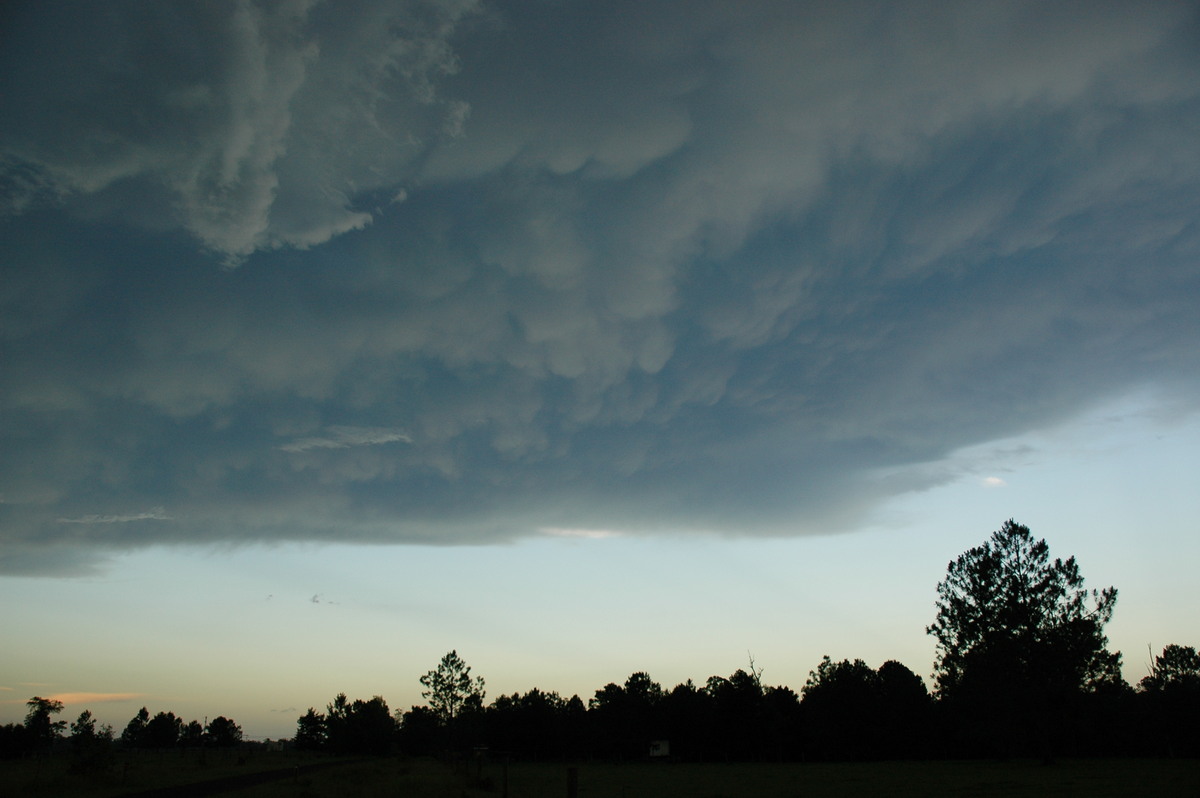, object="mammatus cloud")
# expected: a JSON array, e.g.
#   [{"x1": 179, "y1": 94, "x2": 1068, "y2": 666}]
[{"x1": 1, "y1": 1, "x2": 1199, "y2": 575}]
